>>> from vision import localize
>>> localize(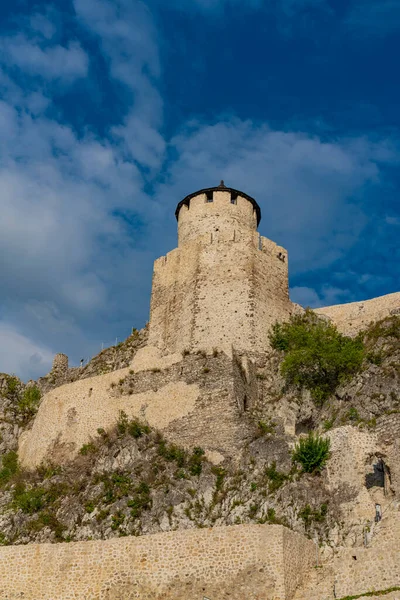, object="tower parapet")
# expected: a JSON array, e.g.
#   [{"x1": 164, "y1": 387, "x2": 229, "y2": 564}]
[
  {"x1": 148, "y1": 182, "x2": 294, "y2": 357},
  {"x1": 176, "y1": 181, "x2": 260, "y2": 246}
]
